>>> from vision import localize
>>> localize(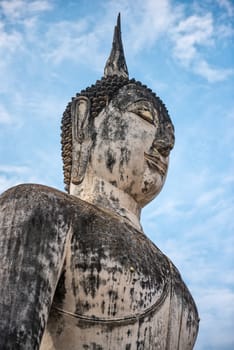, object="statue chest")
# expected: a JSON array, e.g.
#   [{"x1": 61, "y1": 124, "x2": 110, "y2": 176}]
[
  {"x1": 40, "y1": 216, "x2": 198, "y2": 350},
  {"x1": 53, "y1": 221, "x2": 170, "y2": 321}
]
